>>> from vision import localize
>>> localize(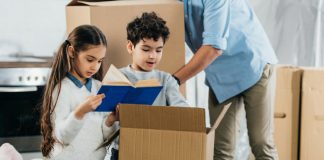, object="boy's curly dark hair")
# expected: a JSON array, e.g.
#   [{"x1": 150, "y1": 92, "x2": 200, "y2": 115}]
[{"x1": 127, "y1": 12, "x2": 170, "y2": 46}]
